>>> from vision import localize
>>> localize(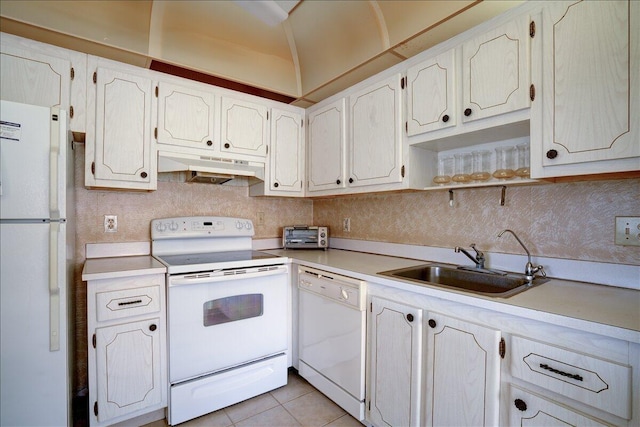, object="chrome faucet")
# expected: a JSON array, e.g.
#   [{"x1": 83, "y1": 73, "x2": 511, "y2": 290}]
[
  {"x1": 455, "y1": 244, "x2": 485, "y2": 269},
  {"x1": 498, "y1": 229, "x2": 546, "y2": 283}
]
